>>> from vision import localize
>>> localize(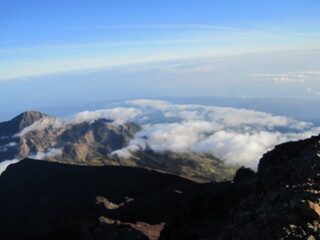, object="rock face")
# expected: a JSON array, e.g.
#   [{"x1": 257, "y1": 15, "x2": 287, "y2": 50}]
[
  {"x1": 160, "y1": 134, "x2": 320, "y2": 240},
  {"x1": 0, "y1": 111, "x2": 237, "y2": 181}
]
